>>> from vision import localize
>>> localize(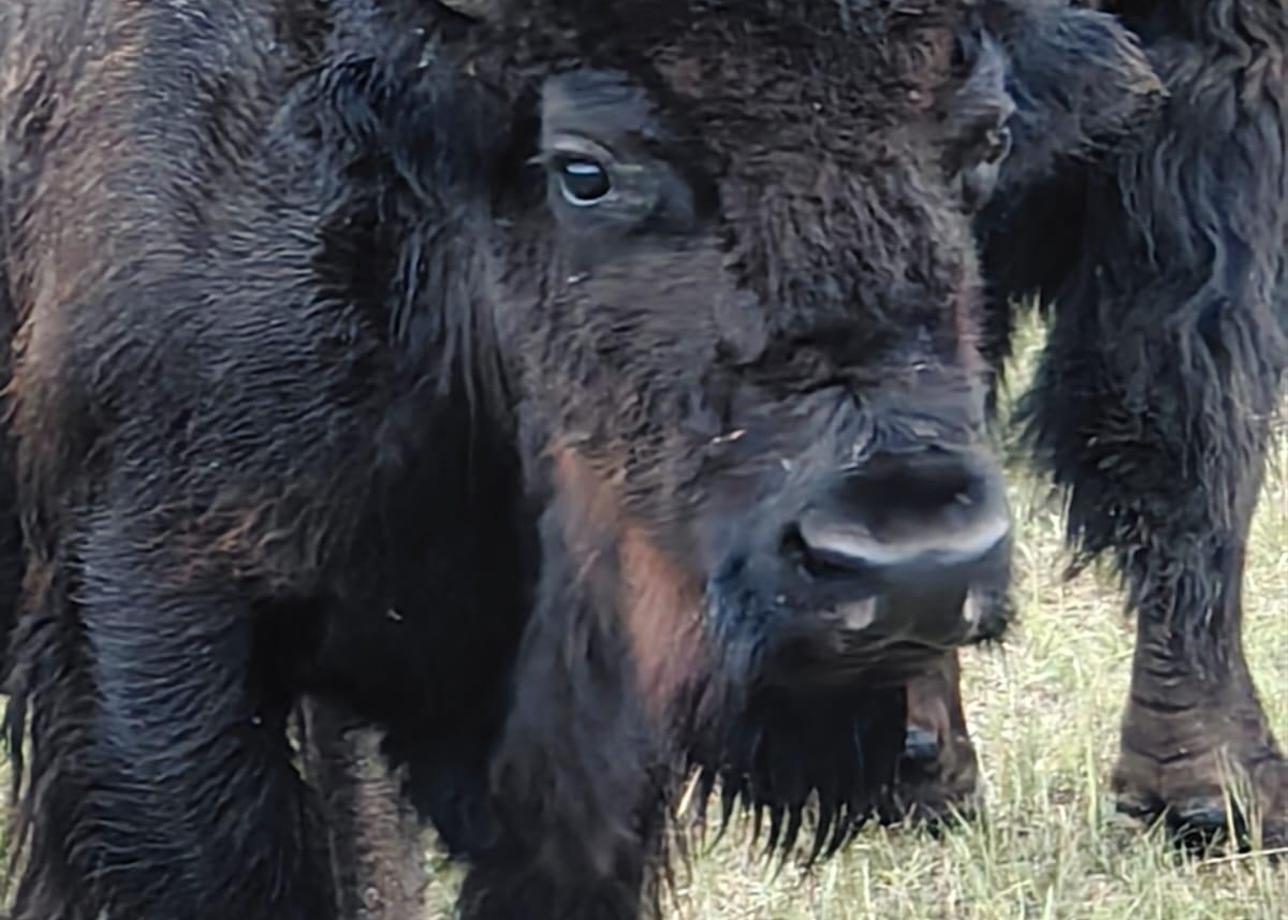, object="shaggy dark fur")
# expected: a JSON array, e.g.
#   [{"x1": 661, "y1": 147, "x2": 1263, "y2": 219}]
[
  {"x1": 0, "y1": 1, "x2": 1157, "y2": 918},
  {"x1": 901, "y1": 0, "x2": 1288, "y2": 848}
]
